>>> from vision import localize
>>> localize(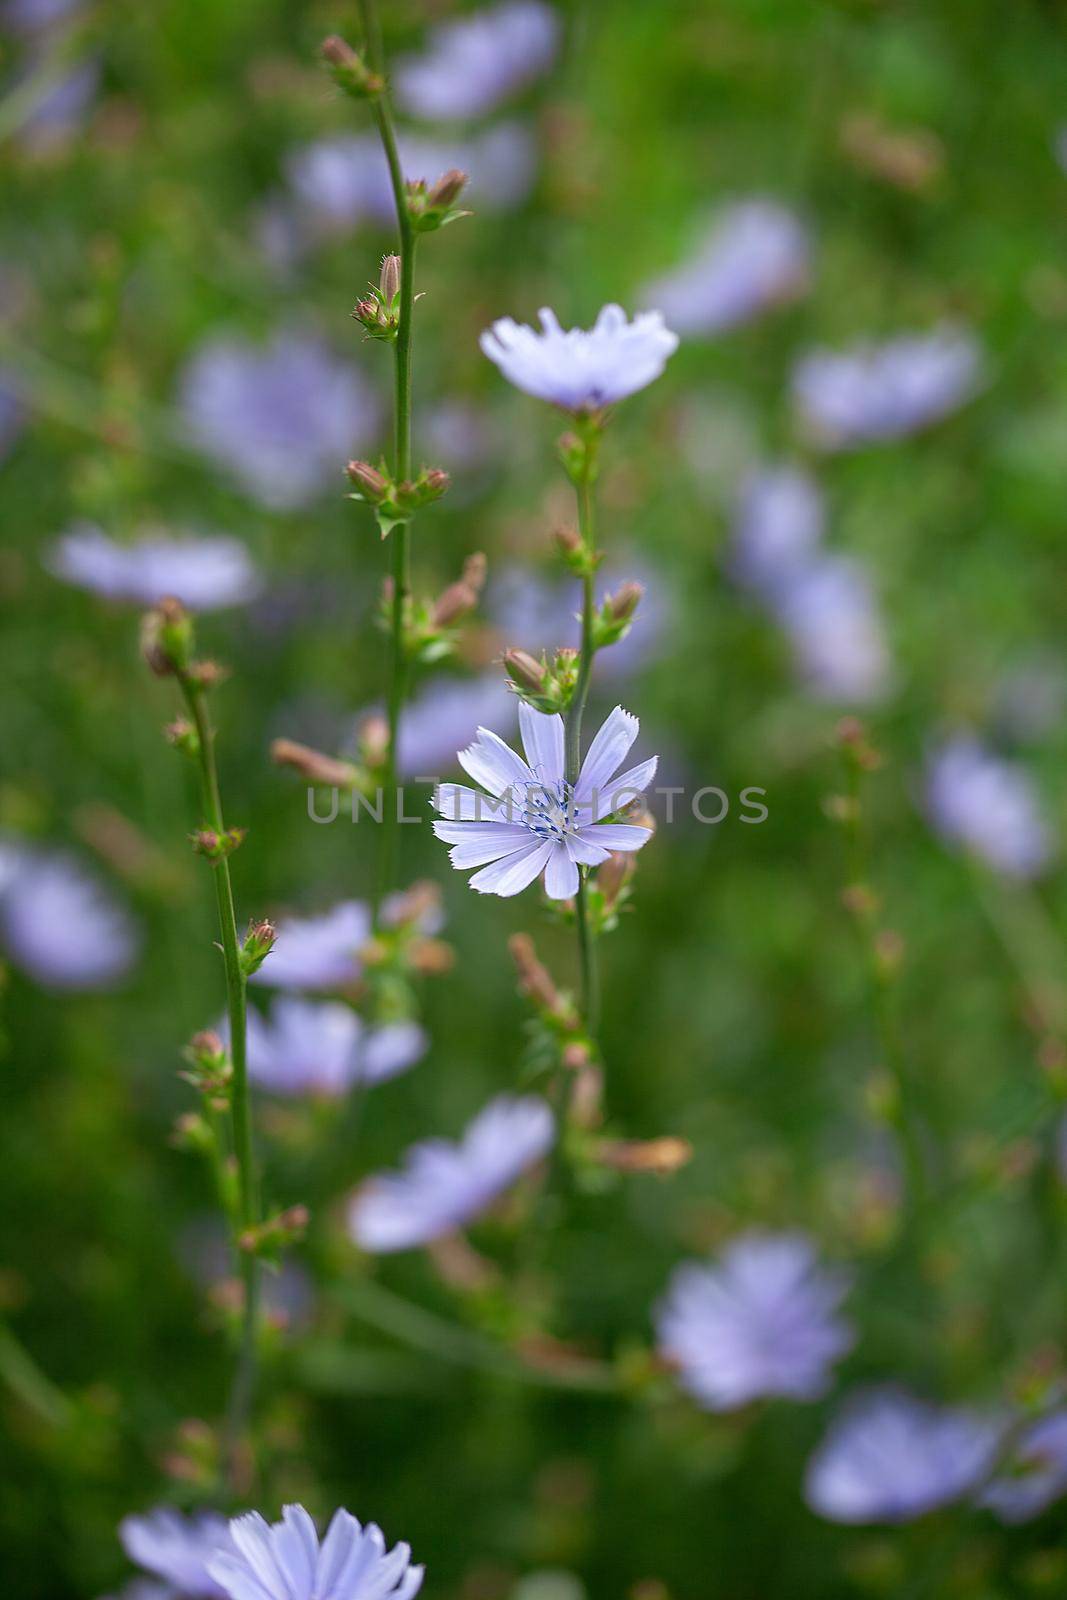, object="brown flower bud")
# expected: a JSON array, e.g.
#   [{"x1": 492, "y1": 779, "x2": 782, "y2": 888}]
[
  {"x1": 320, "y1": 34, "x2": 383, "y2": 95},
  {"x1": 608, "y1": 580, "x2": 644, "y2": 622},
  {"x1": 186, "y1": 659, "x2": 227, "y2": 691},
  {"x1": 431, "y1": 554, "x2": 486, "y2": 628},
  {"x1": 427, "y1": 167, "x2": 468, "y2": 208},
  {"x1": 379, "y1": 253, "x2": 401, "y2": 303},
  {"x1": 596, "y1": 1136, "x2": 693, "y2": 1175},
  {"x1": 597, "y1": 849, "x2": 636, "y2": 908},
  {"x1": 503, "y1": 648, "x2": 545, "y2": 694},
  {"x1": 320, "y1": 35, "x2": 359, "y2": 69},
  {"x1": 422, "y1": 466, "x2": 450, "y2": 496},
  {"x1": 408, "y1": 936, "x2": 455, "y2": 975},
  {"x1": 509, "y1": 932, "x2": 560, "y2": 1012},
  {"x1": 358, "y1": 713, "x2": 389, "y2": 767},
  {"x1": 270, "y1": 738, "x2": 361, "y2": 789},
  {"x1": 346, "y1": 460, "x2": 390, "y2": 501},
  {"x1": 554, "y1": 523, "x2": 583, "y2": 557}
]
